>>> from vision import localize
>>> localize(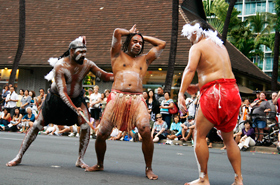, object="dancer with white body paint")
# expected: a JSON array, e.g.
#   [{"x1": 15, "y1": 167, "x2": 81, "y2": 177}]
[
  {"x1": 178, "y1": 20, "x2": 243, "y2": 185},
  {"x1": 6, "y1": 36, "x2": 113, "y2": 168},
  {"x1": 85, "y1": 25, "x2": 166, "y2": 180}
]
